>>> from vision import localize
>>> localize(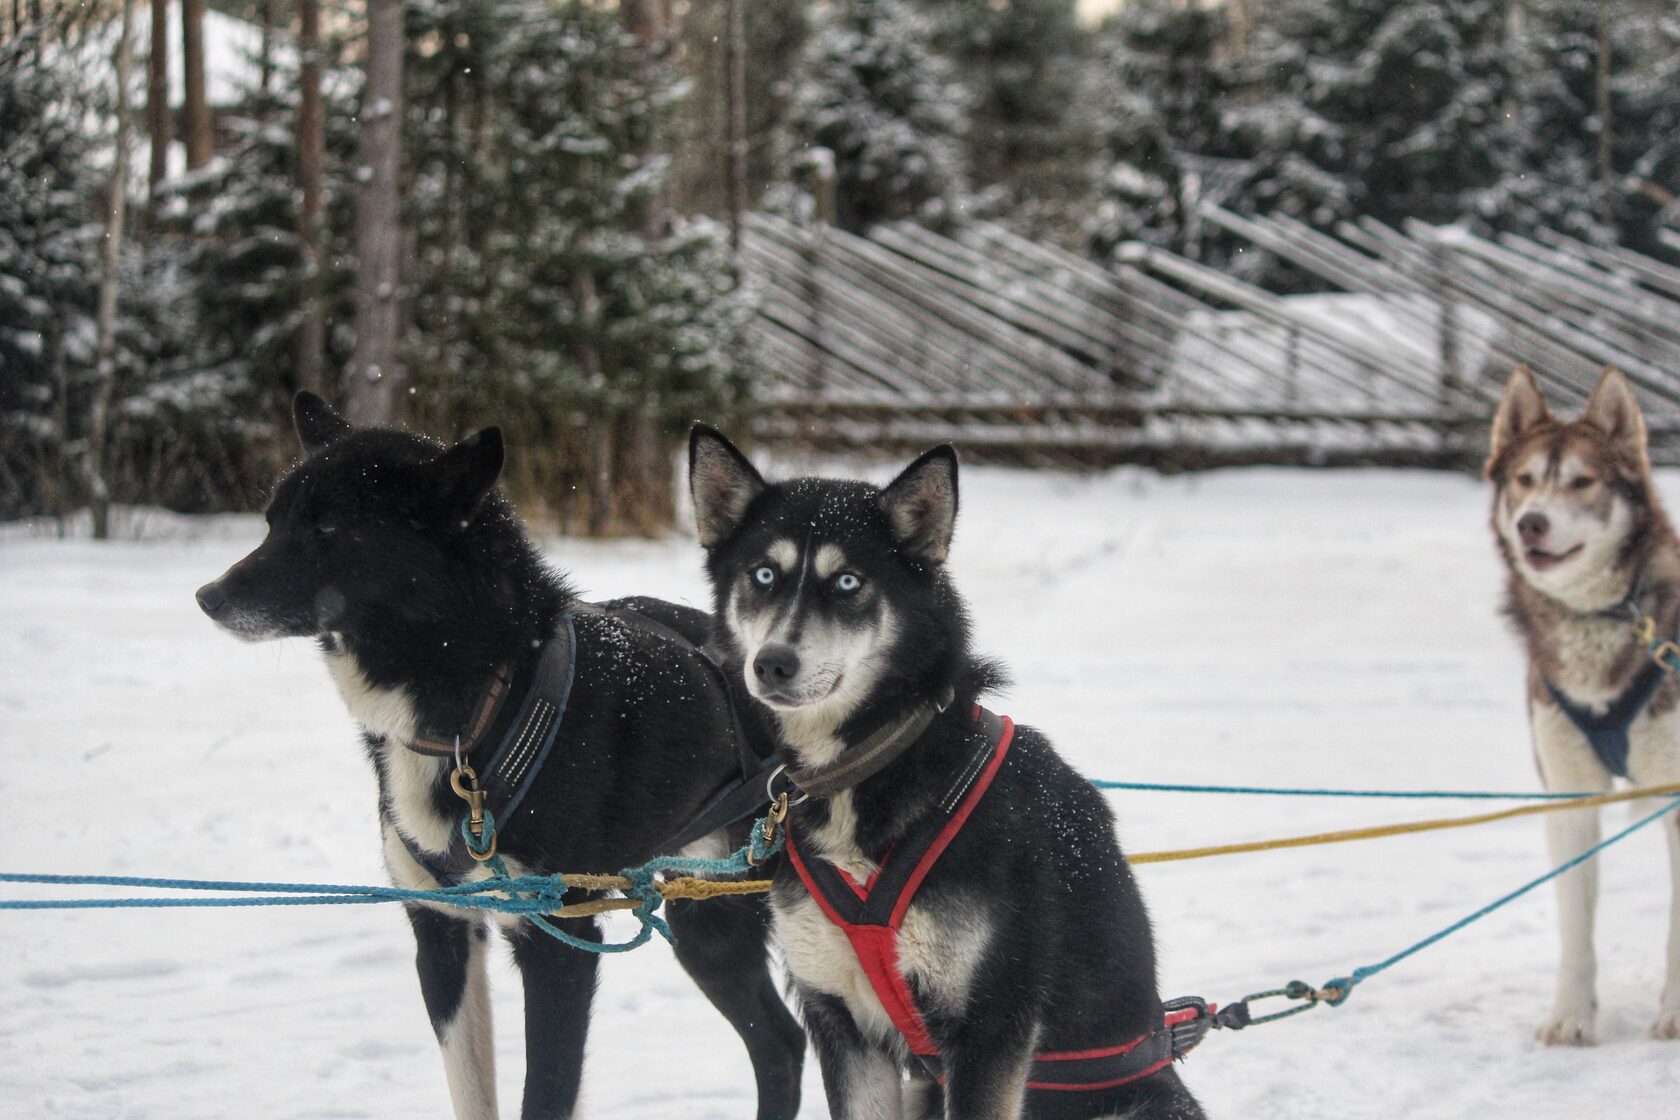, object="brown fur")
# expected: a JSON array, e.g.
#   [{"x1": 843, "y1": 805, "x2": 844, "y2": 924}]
[{"x1": 1488, "y1": 366, "x2": 1680, "y2": 705}]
